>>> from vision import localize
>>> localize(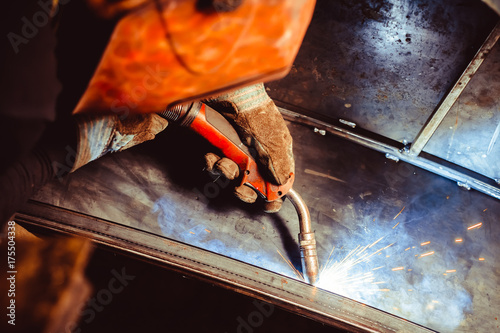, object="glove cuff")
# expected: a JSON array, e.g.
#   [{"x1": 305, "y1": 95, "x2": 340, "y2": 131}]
[
  {"x1": 71, "y1": 114, "x2": 168, "y2": 172},
  {"x1": 206, "y1": 83, "x2": 270, "y2": 114}
]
